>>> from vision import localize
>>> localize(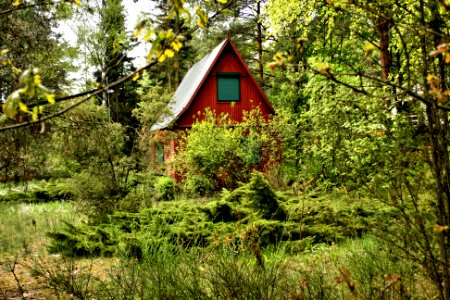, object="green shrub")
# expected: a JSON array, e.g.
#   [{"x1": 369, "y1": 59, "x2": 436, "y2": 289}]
[
  {"x1": 66, "y1": 171, "x2": 118, "y2": 218},
  {"x1": 202, "y1": 200, "x2": 241, "y2": 222},
  {"x1": 222, "y1": 173, "x2": 286, "y2": 220},
  {"x1": 0, "y1": 181, "x2": 73, "y2": 203},
  {"x1": 118, "y1": 184, "x2": 154, "y2": 212},
  {"x1": 282, "y1": 237, "x2": 315, "y2": 254},
  {"x1": 155, "y1": 176, "x2": 175, "y2": 201},
  {"x1": 47, "y1": 222, "x2": 118, "y2": 257},
  {"x1": 183, "y1": 174, "x2": 213, "y2": 196},
  {"x1": 0, "y1": 190, "x2": 40, "y2": 203},
  {"x1": 174, "y1": 109, "x2": 281, "y2": 191}
]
